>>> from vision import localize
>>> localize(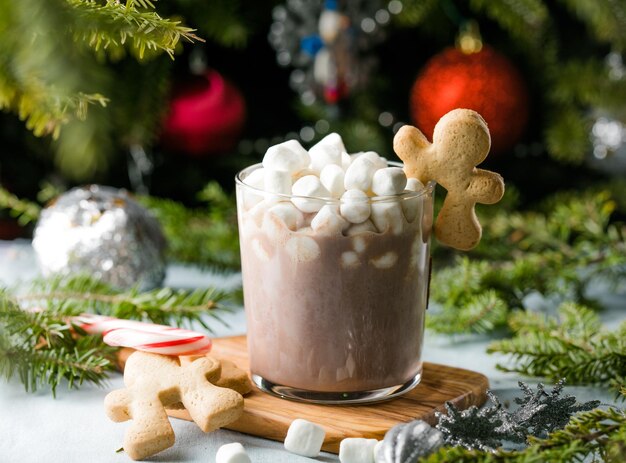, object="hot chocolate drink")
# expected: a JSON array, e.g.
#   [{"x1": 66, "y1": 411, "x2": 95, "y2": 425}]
[{"x1": 235, "y1": 134, "x2": 434, "y2": 402}]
